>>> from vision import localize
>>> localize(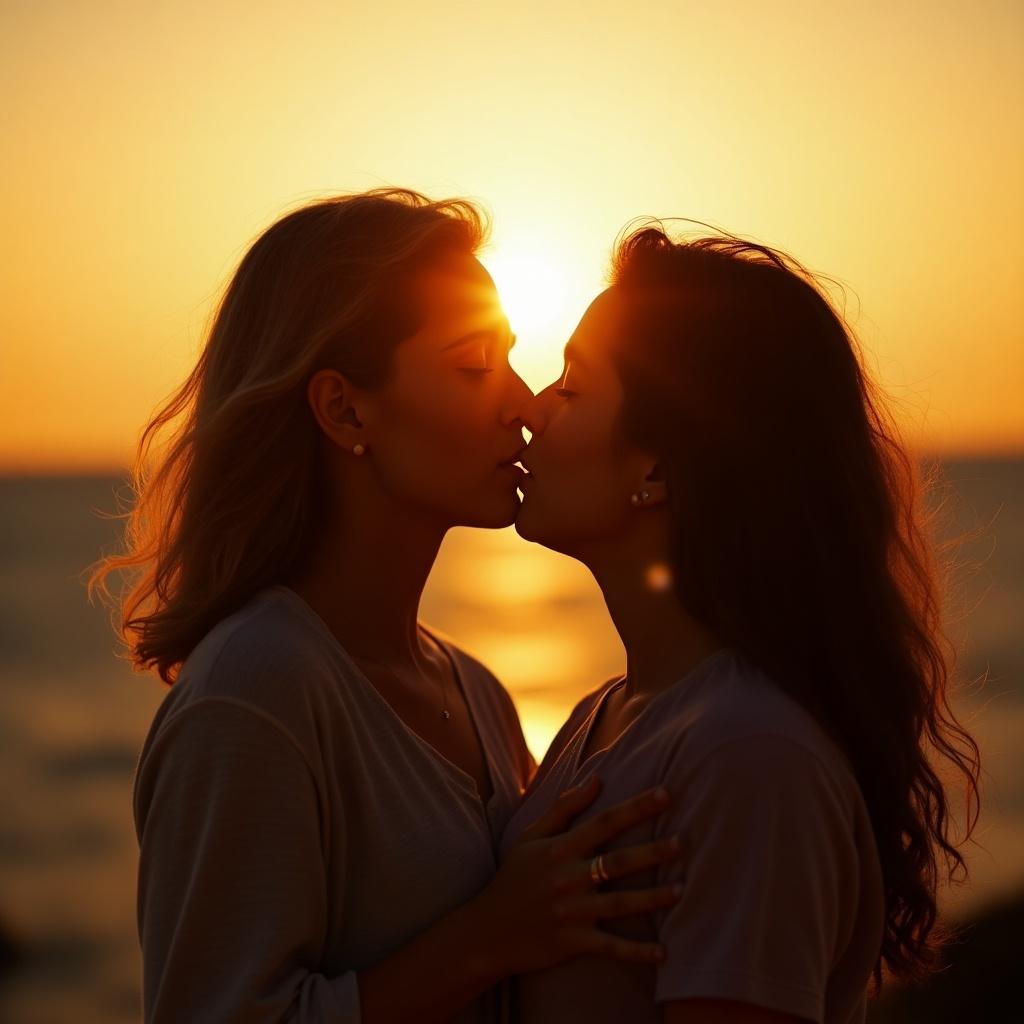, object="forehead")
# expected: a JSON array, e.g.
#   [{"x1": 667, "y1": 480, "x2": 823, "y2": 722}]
[
  {"x1": 414, "y1": 254, "x2": 503, "y2": 332},
  {"x1": 565, "y1": 288, "x2": 626, "y2": 364}
]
